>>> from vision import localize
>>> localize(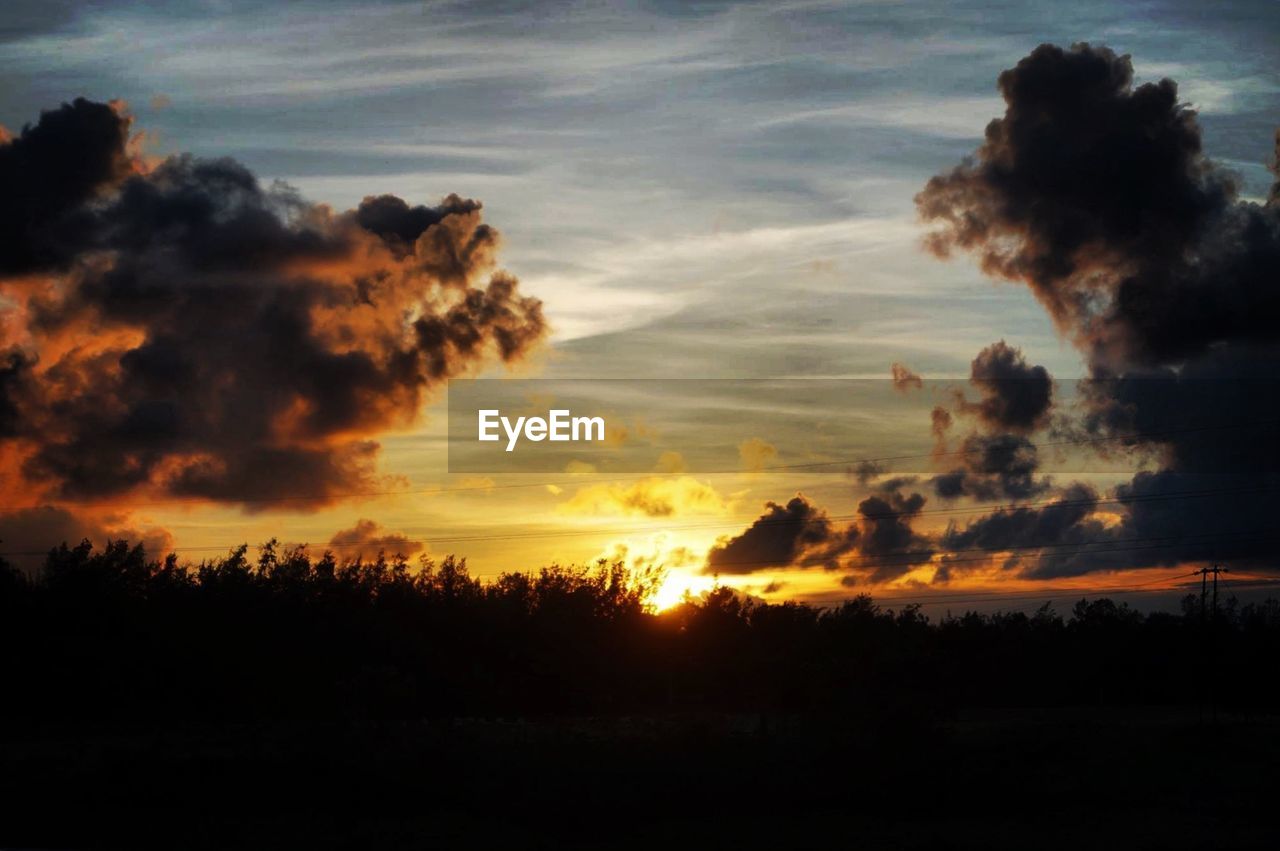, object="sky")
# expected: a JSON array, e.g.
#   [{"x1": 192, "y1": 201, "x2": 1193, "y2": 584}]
[{"x1": 1, "y1": 0, "x2": 1278, "y2": 612}]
